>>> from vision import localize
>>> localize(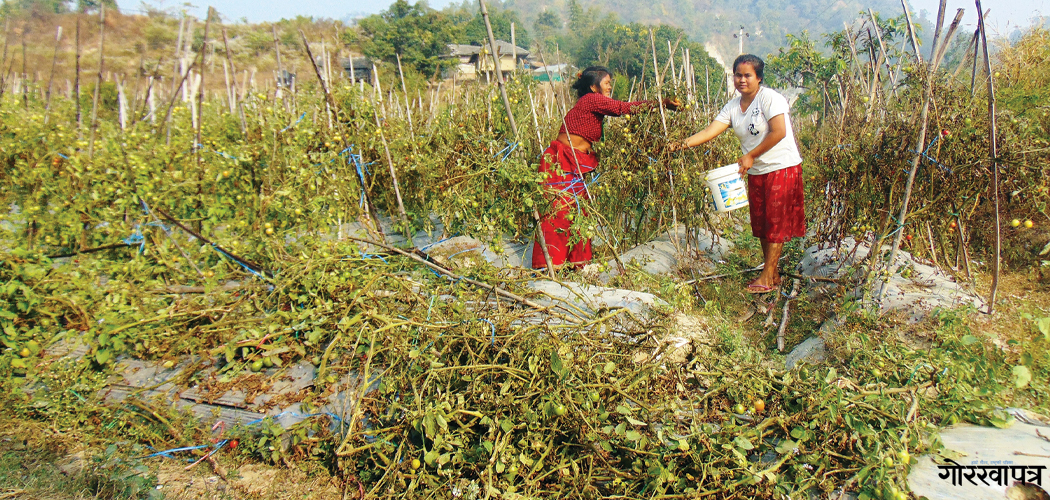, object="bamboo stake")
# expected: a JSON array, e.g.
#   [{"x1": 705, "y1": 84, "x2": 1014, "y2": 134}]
[
  {"x1": 953, "y1": 30, "x2": 979, "y2": 80},
  {"x1": 87, "y1": 5, "x2": 106, "y2": 161},
  {"x1": 298, "y1": 30, "x2": 338, "y2": 118},
  {"x1": 21, "y1": 26, "x2": 27, "y2": 109},
  {"x1": 272, "y1": 24, "x2": 288, "y2": 111},
  {"x1": 527, "y1": 88, "x2": 543, "y2": 147},
  {"x1": 146, "y1": 76, "x2": 156, "y2": 124},
  {"x1": 881, "y1": 0, "x2": 949, "y2": 297},
  {"x1": 478, "y1": 0, "x2": 519, "y2": 136},
  {"x1": 0, "y1": 21, "x2": 9, "y2": 98},
  {"x1": 925, "y1": 222, "x2": 939, "y2": 267},
  {"x1": 221, "y1": 28, "x2": 236, "y2": 114},
  {"x1": 194, "y1": 8, "x2": 213, "y2": 233},
  {"x1": 648, "y1": 30, "x2": 680, "y2": 252},
  {"x1": 117, "y1": 76, "x2": 127, "y2": 130},
  {"x1": 931, "y1": 9, "x2": 966, "y2": 70},
  {"x1": 43, "y1": 26, "x2": 62, "y2": 124},
  {"x1": 864, "y1": 10, "x2": 889, "y2": 119},
  {"x1": 74, "y1": 17, "x2": 81, "y2": 137},
  {"x1": 395, "y1": 53, "x2": 415, "y2": 140},
  {"x1": 928, "y1": 0, "x2": 948, "y2": 62},
  {"x1": 976, "y1": 1, "x2": 1001, "y2": 313},
  {"x1": 180, "y1": 18, "x2": 194, "y2": 102},
  {"x1": 372, "y1": 101, "x2": 413, "y2": 242},
  {"x1": 899, "y1": 0, "x2": 923, "y2": 65},
  {"x1": 969, "y1": 24, "x2": 981, "y2": 96}
]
